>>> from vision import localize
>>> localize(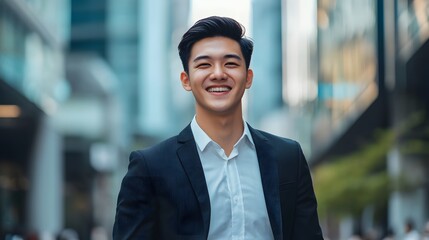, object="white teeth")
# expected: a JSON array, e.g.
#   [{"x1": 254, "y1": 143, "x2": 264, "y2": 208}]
[{"x1": 208, "y1": 87, "x2": 230, "y2": 92}]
